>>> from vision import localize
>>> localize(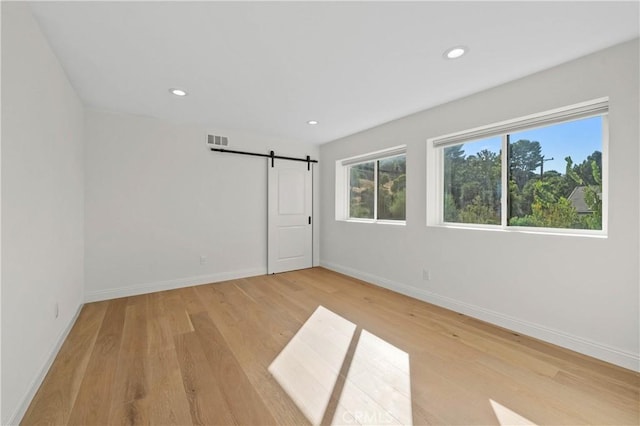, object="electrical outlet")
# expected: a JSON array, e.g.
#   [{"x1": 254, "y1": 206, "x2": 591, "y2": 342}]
[
  {"x1": 200, "y1": 255, "x2": 207, "y2": 265},
  {"x1": 422, "y1": 269, "x2": 431, "y2": 281},
  {"x1": 54, "y1": 302, "x2": 59, "y2": 319}
]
